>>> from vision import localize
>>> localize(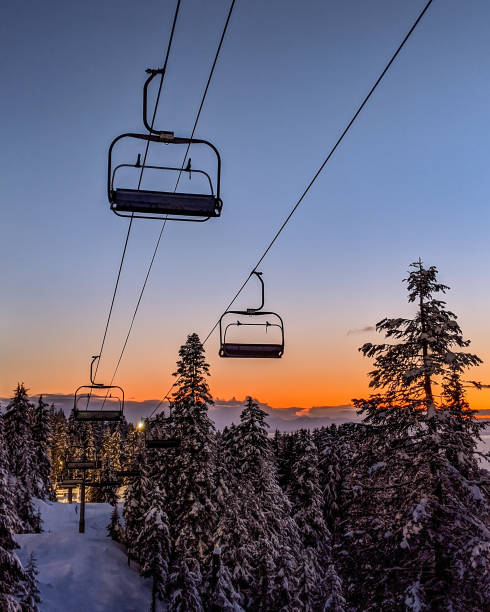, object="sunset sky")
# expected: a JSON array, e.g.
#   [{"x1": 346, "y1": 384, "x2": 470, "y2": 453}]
[{"x1": 2, "y1": 0, "x2": 490, "y2": 416}]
